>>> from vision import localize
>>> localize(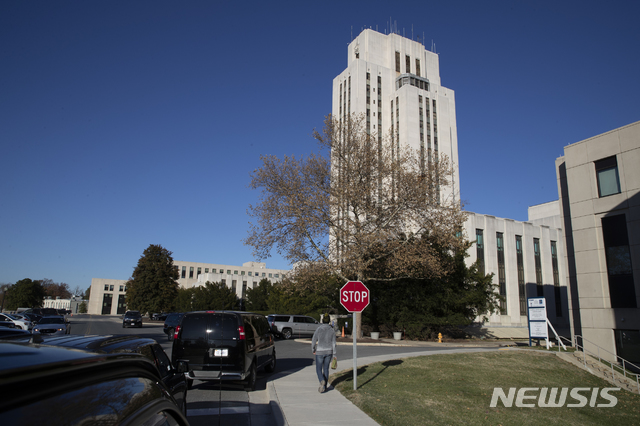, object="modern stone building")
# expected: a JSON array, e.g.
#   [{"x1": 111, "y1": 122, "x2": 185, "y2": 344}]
[
  {"x1": 556, "y1": 120, "x2": 640, "y2": 362},
  {"x1": 333, "y1": 29, "x2": 570, "y2": 337},
  {"x1": 88, "y1": 261, "x2": 288, "y2": 315}
]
